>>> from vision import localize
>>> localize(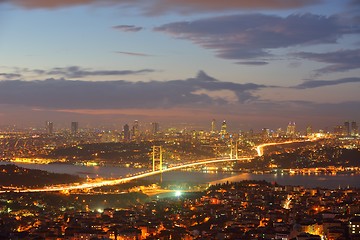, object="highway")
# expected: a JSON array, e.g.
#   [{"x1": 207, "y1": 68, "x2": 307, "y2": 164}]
[
  {"x1": 255, "y1": 139, "x2": 313, "y2": 156},
  {"x1": 1, "y1": 139, "x2": 311, "y2": 193}
]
